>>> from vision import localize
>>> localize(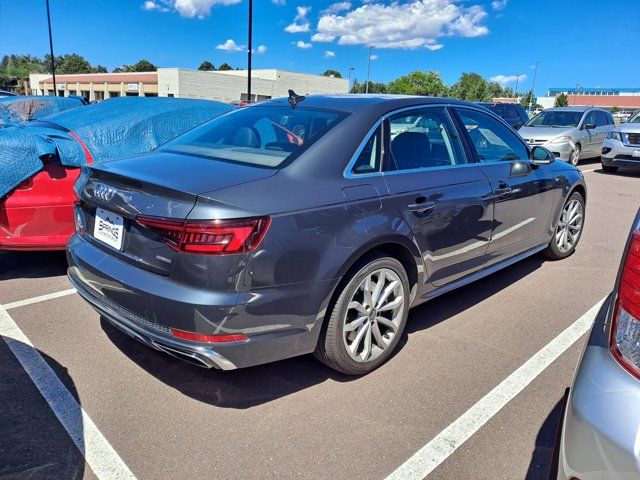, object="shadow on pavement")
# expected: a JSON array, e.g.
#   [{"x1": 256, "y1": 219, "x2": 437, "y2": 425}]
[
  {"x1": 103, "y1": 254, "x2": 546, "y2": 409},
  {"x1": 525, "y1": 389, "x2": 568, "y2": 480},
  {"x1": 592, "y1": 167, "x2": 640, "y2": 177},
  {"x1": 0, "y1": 336, "x2": 85, "y2": 479},
  {"x1": 0, "y1": 251, "x2": 68, "y2": 281}
]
